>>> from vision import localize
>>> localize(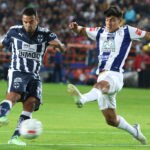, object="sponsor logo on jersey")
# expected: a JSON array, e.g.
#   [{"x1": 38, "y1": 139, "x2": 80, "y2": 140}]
[
  {"x1": 19, "y1": 50, "x2": 41, "y2": 61},
  {"x1": 22, "y1": 43, "x2": 37, "y2": 52},
  {"x1": 135, "y1": 28, "x2": 142, "y2": 36},
  {"x1": 101, "y1": 39, "x2": 115, "y2": 52}
]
